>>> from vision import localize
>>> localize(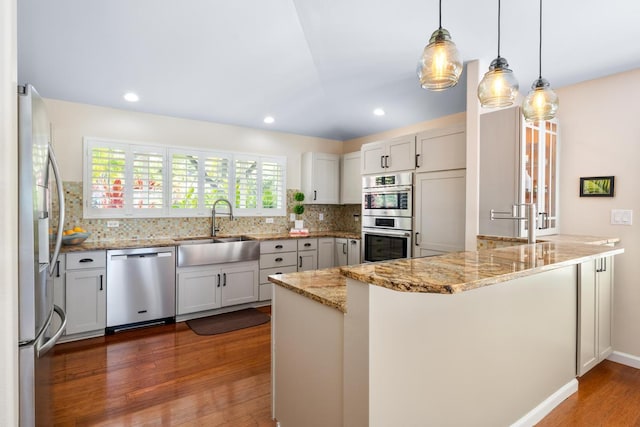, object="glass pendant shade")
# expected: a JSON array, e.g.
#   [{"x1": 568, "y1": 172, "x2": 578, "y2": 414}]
[
  {"x1": 477, "y1": 56, "x2": 519, "y2": 108},
  {"x1": 417, "y1": 28, "x2": 463, "y2": 91},
  {"x1": 522, "y1": 77, "x2": 559, "y2": 121}
]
